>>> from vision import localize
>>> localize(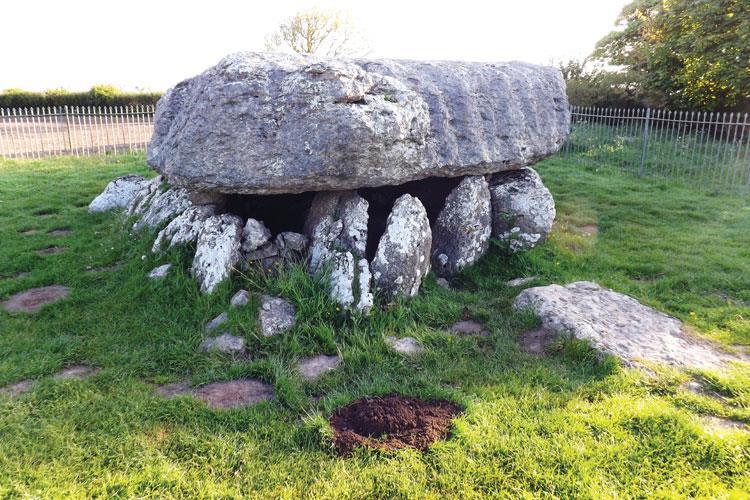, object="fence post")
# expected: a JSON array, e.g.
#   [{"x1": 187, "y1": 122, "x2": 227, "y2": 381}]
[
  {"x1": 63, "y1": 105, "x2": 73, "y2": 154},
  {"x1": 639, "y1": 108, "x2": 652, "y2": 177}
]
